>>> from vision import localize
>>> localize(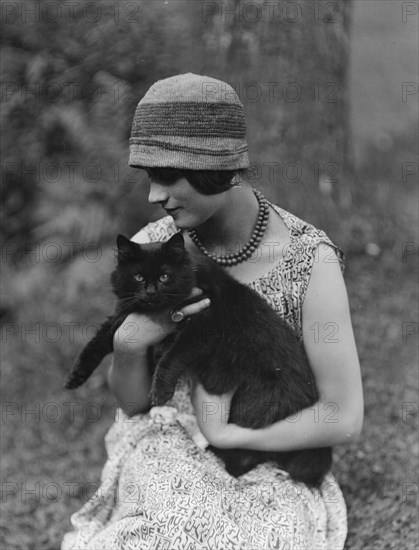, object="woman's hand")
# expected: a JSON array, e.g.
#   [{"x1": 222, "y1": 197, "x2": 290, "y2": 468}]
[
  {"x1": 108, "y1": 288, "x2": 210, "y2": 415},
  {"x1": 113, "y1": 287, "x2": 210, "y2": 353},
  {"x1": 190, "y1": 379, "x2": 249, "y2": 449}
]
